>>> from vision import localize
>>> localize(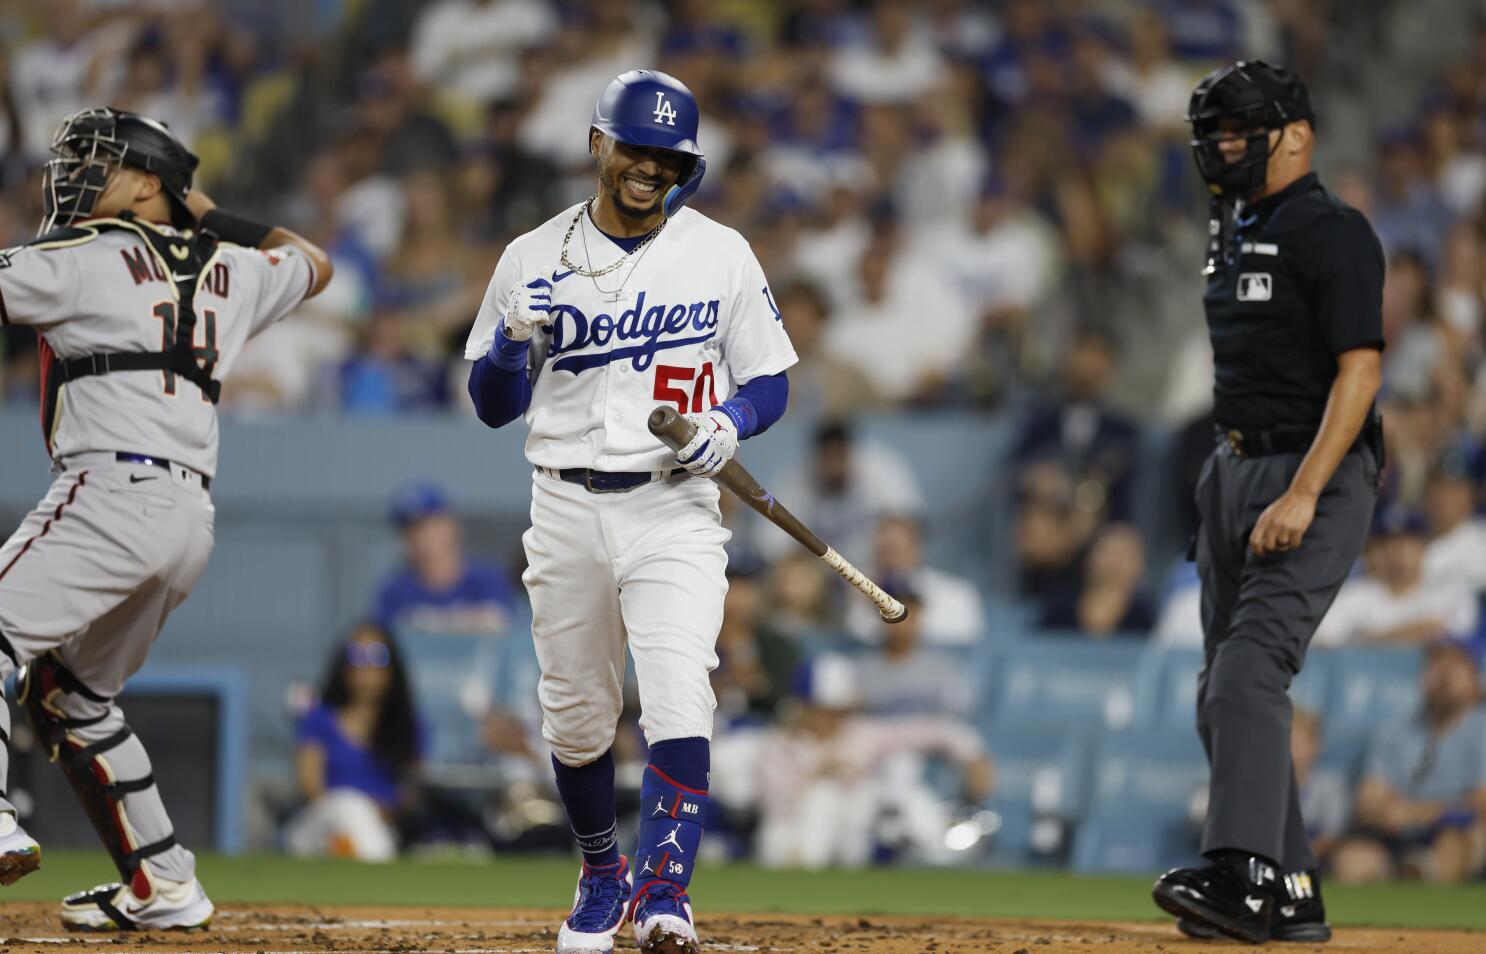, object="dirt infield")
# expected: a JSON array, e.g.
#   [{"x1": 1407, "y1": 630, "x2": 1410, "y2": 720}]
[{"x1": 0, "y1": 904, "x2": 1479, "y2": 953}]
